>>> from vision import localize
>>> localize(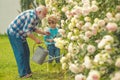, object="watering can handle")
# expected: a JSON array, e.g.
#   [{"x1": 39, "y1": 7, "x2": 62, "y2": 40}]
[
  {"x1": 33, "y1": 43, "x2": 36, "y2": 54},
  {"x1": 32, "y1": 43, "x2": 41, "y2": 54},
  {"x1": 32, "y1": 43, "x2": 46, "y2": 54}
]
